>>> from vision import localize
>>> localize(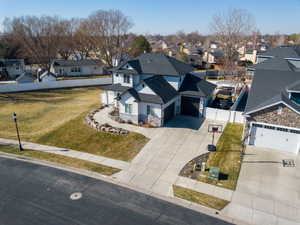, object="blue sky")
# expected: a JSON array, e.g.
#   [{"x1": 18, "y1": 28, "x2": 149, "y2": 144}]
[{"x1": 1, "y1": 0, "x2": 300, "y2": 34}]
